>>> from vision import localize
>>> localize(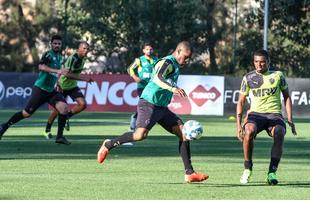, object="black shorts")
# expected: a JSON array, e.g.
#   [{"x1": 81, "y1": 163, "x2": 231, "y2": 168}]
[
  {"x1": 244, "y1": 112, "x2": 286, "y2": 136},
  {"x1": 136, "y1": 99, "x2": 183, "y2": 133},
  {"x1": 24, "y1": 86, "x2": 66, "y2": 114},
  {"x1": 61, "y1": 87, "x2": 84, "y2": 101}
]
